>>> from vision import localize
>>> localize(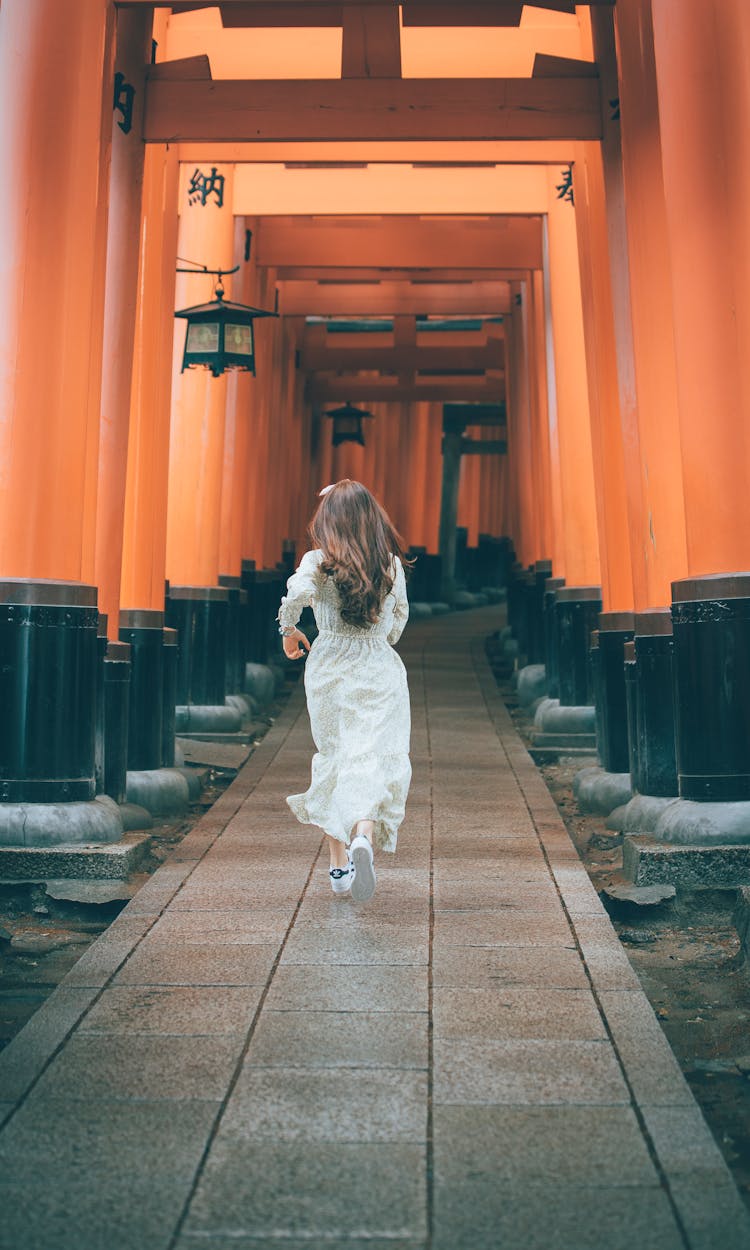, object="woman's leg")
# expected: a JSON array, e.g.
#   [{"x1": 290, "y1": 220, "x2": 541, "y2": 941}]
[
  {"x1": 354, "y1": 819, "x2": 375, "y2": 845},
  {"x1": 326, "y1": 834, "x2": 349, "y2": 869}
]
